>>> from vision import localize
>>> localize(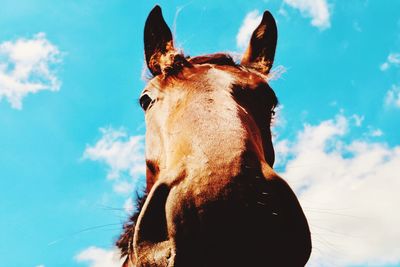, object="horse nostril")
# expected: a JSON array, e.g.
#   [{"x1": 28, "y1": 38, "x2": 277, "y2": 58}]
[
  {"x1": 136, "y1": 183, "x2": 170, "y2": 243},
  {"x1": 134, "y1": 183, "x2": 174, "y2": 266}
]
